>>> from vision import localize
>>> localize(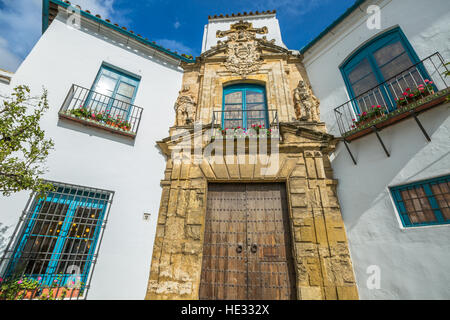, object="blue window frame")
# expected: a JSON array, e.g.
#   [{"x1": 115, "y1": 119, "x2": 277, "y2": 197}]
[
  {"x1": 2, "y1": 182, "x2": 113, "y2": 291},
  {"x1": 86, "y1": 64, "x2": 140, "y2": 121},
  {"x1": 390, "y1": 175, "x2": 450, "y2": 228},
  {"x1": 222, "y1": 84, "x2": 268, "y2": 130},
  {"x1": 340, "y1": 27, "x2": 429, "y2": 113}
]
